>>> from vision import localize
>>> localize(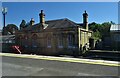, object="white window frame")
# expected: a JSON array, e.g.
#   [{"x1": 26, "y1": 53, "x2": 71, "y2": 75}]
[
  {"x1": 58, "y1": 36, "x2": 63, "y2": 48},
  {"x1": 68, "y1": 34, "x2": 75, "y2": 48},
  {"x1": 47, "y1": 37, "x2": 51, "y2": 48}
]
